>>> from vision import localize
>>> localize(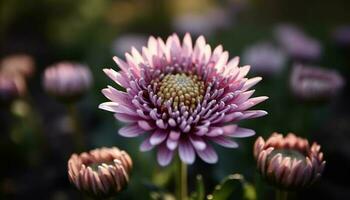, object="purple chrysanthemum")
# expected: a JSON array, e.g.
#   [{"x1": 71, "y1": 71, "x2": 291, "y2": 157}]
[{"x1": 99, "y1": 33, "x2": 268, "y2": 166}]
